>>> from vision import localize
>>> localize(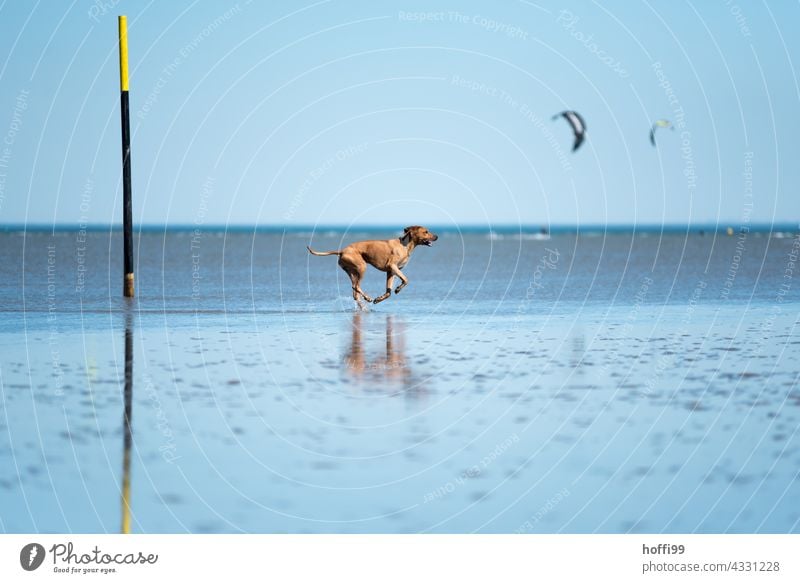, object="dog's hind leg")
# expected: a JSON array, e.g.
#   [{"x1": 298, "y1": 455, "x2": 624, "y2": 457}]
[
  {"x1": 354, "y1": 271, "x2": 372, "y2": 304},
  {"x1": 340, "y1": 256, "x2": 372, "y2": 305},
  {"x1": 391, "y1": 265, "x2": 409, "y2": 294},
  {"x1": 373, "y1": 272, "x2": 395, "y2": 304},
  {"x1": 348, "y1": 273, "x2": 365, "y2": 310}
]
